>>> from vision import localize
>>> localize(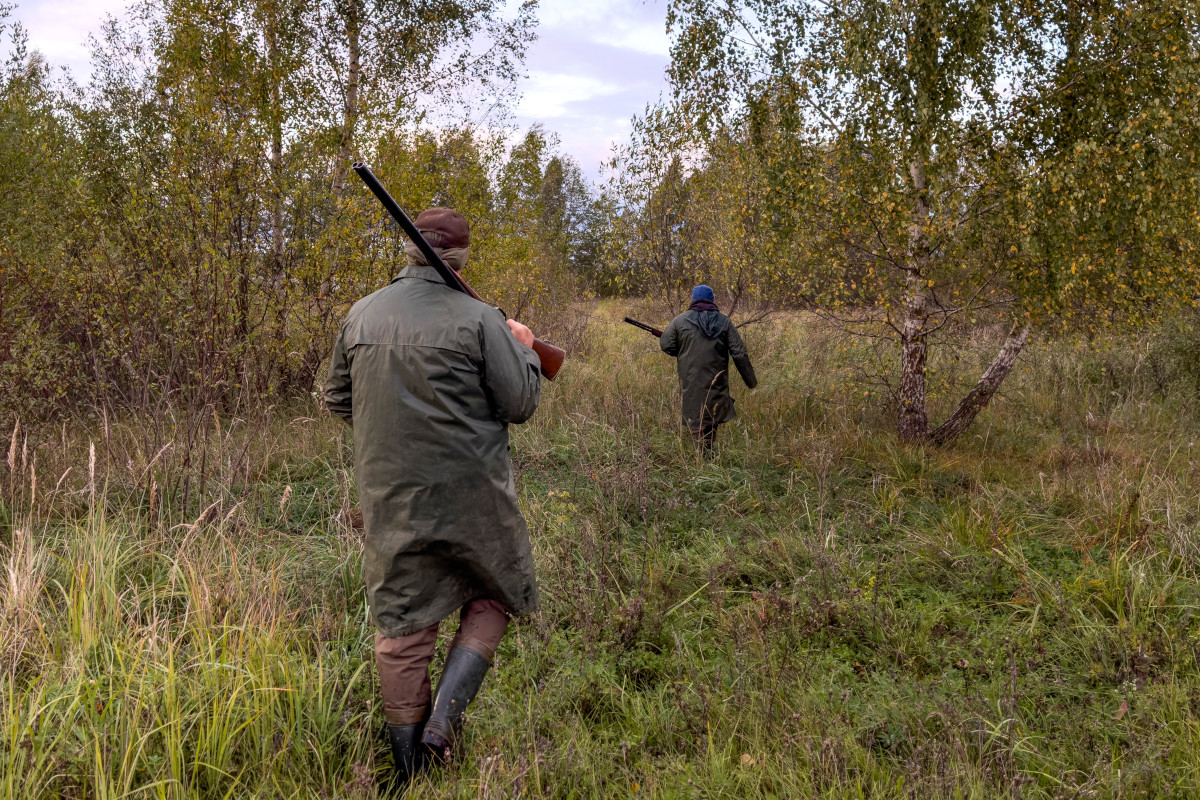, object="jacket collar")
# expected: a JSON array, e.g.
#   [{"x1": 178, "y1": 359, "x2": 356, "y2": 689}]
[{"x1": 393, "y1": 265, "x2": 449, "y2": 285}]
